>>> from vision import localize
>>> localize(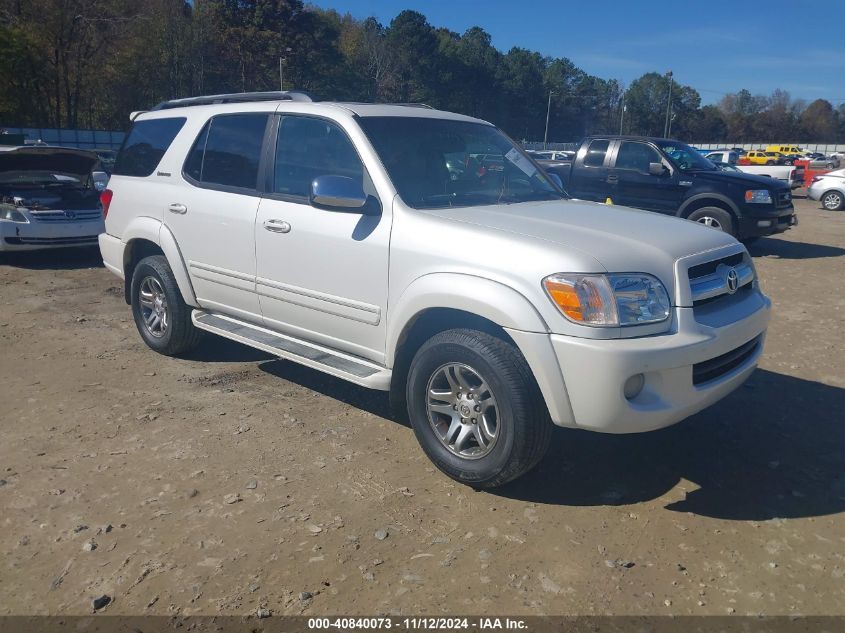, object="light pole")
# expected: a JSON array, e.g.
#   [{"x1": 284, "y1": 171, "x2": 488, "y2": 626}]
[
  {"x1": 663, "y1": 70, "x2": 673, "y2": 138},
  {"x1": 543, "y1": 91, "x2": 554, "y2": 149},
  {"x1": 279, "y1": 47, "x2": 292, "y2": 91}
]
